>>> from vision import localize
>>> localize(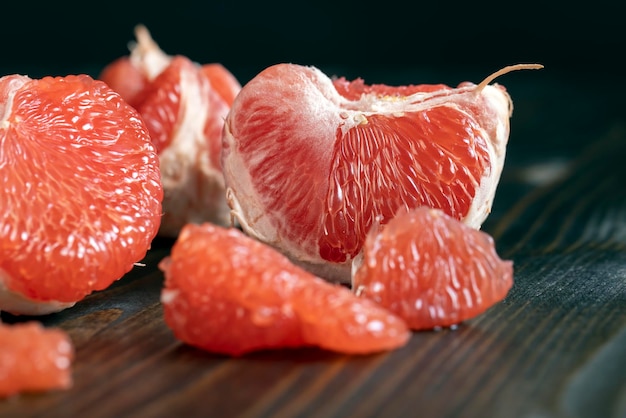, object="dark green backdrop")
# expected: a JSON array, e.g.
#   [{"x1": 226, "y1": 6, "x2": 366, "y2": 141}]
[{"x1": 0, "y1": 0, "x2": 621, "y2": 84}]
